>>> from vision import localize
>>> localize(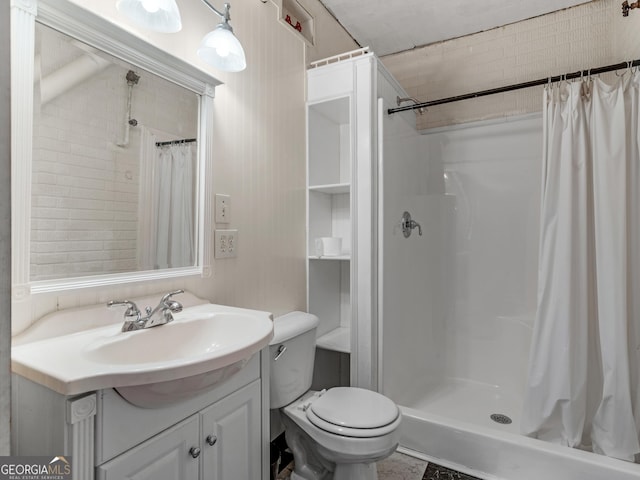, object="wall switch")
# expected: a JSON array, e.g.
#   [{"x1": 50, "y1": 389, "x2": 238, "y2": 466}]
[
  {"x1": 215, "y1": 194, "x2": 231, "y2": 224},
  {"x1": 215, "y1": 229, "x2": 238, "y2": 258}
]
